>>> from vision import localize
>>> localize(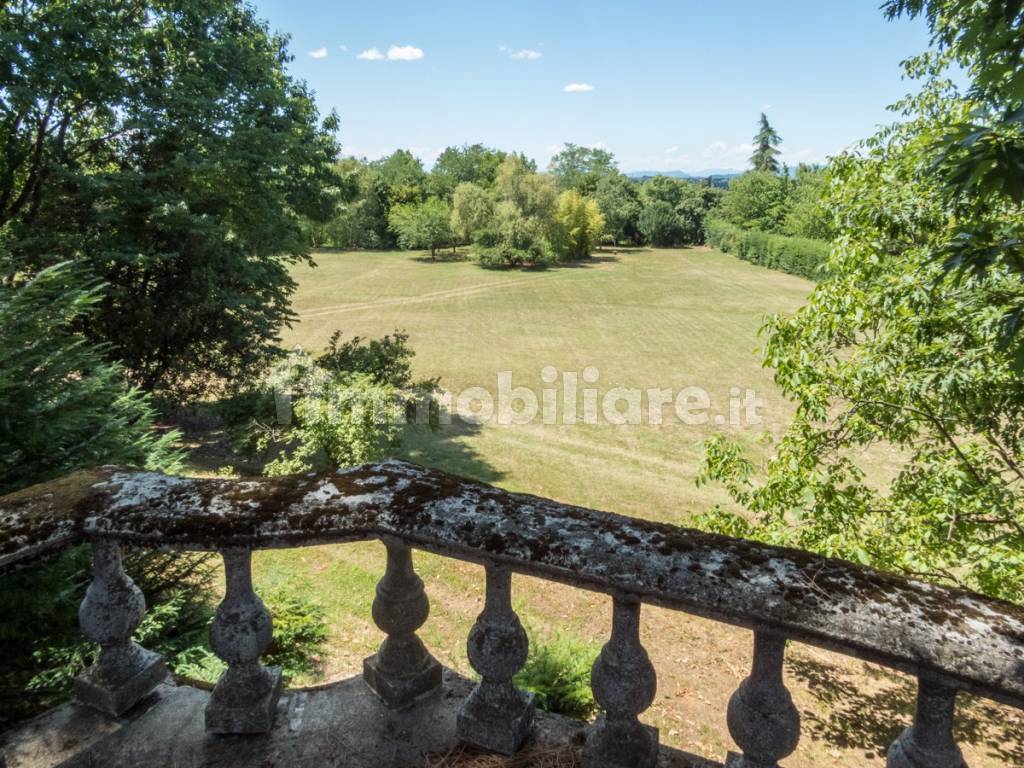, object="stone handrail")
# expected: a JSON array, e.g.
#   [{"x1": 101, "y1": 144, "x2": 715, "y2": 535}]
[{"x1": 2, "y1": 458, "x2": 1022, "y2": 767}]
